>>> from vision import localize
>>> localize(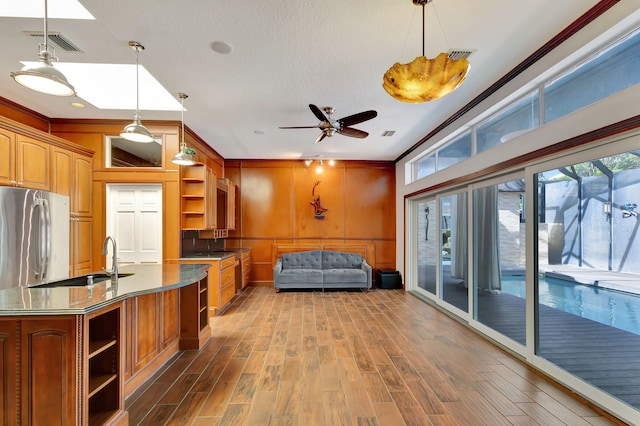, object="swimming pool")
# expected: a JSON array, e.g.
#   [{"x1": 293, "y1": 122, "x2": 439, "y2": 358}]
[{"x1": 501, "y1": 275, "x2": 640, "y2": 336}]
